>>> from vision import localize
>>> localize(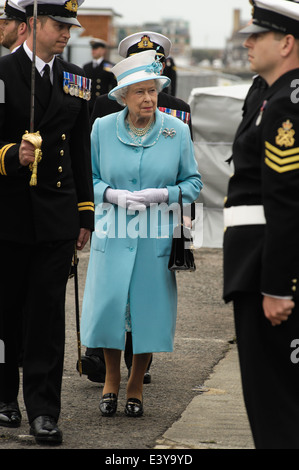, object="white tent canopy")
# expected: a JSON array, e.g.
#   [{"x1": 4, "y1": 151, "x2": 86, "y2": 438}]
[{"x1": 189, "y1": 84, "x2": 250, "y2": 248}]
